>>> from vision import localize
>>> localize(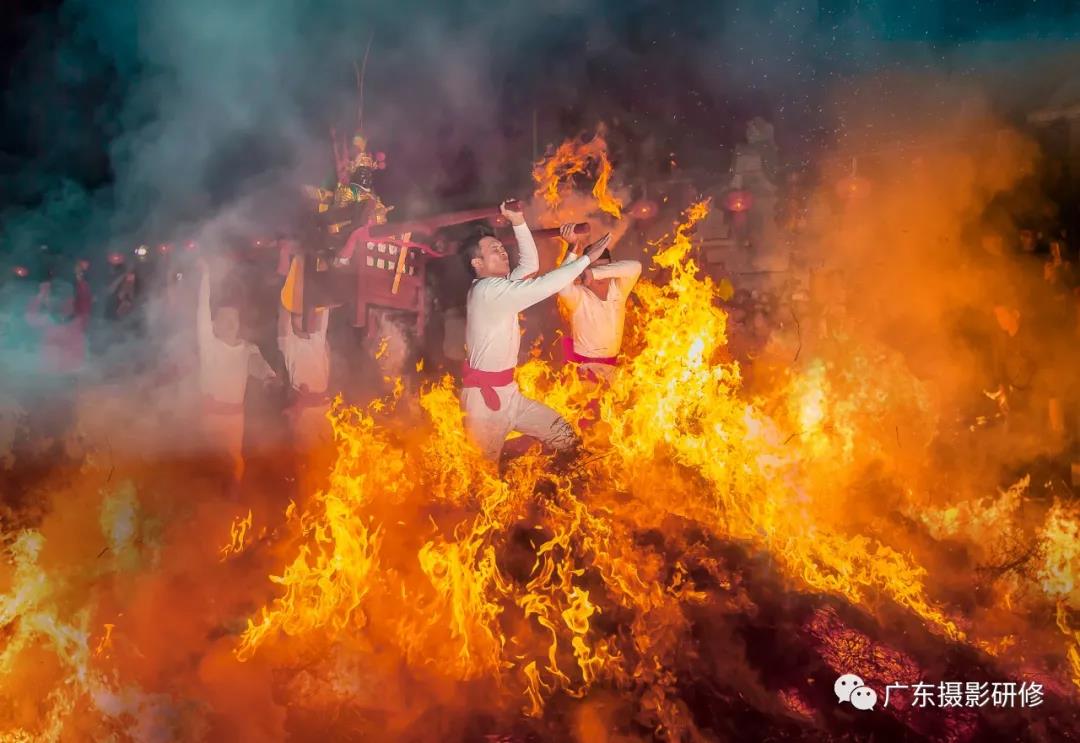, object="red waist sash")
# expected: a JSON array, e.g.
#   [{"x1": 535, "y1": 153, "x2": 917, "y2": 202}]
[
  {"x1": 562, "y1": 336, "x2": 617, "y2": 366},
  {"x1": 202, "y1": 396, "x2": 244, "y2": 415},
  {"x1": 287, "y1": 385, "x2": 330, "y2": 416},
  {"x1": 461, "y1": 363, "x2": 514, "y2": 411}
]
